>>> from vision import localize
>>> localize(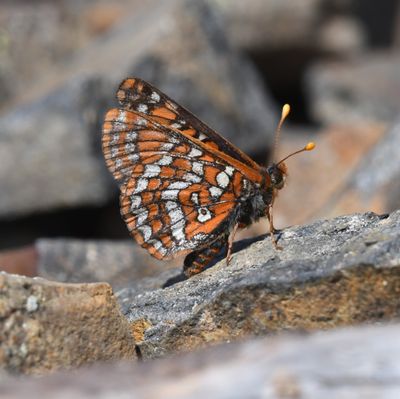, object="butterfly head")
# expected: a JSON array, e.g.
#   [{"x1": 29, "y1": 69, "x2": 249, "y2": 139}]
[
  {"x1": 268, "y1": 141, "x2": 315, "y2": 190},
  {"x1": 269, "y1": 103, "x2": 315, "y2": 188},
  {"x1": 267, "y1": 162, "x2": 287, "y2": 190}
]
